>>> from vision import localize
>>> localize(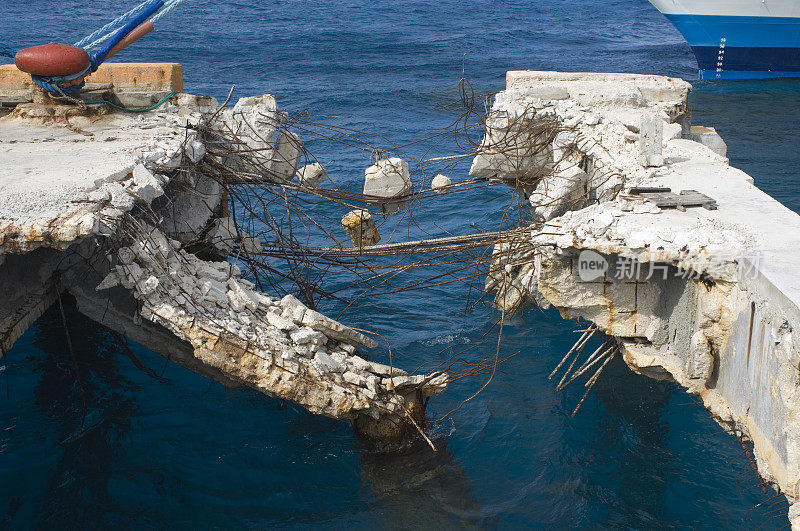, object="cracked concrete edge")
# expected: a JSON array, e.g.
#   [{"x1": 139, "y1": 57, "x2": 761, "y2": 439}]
[{"x1": 476, "y1": 71, "x2": 800, "y2": 528}]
